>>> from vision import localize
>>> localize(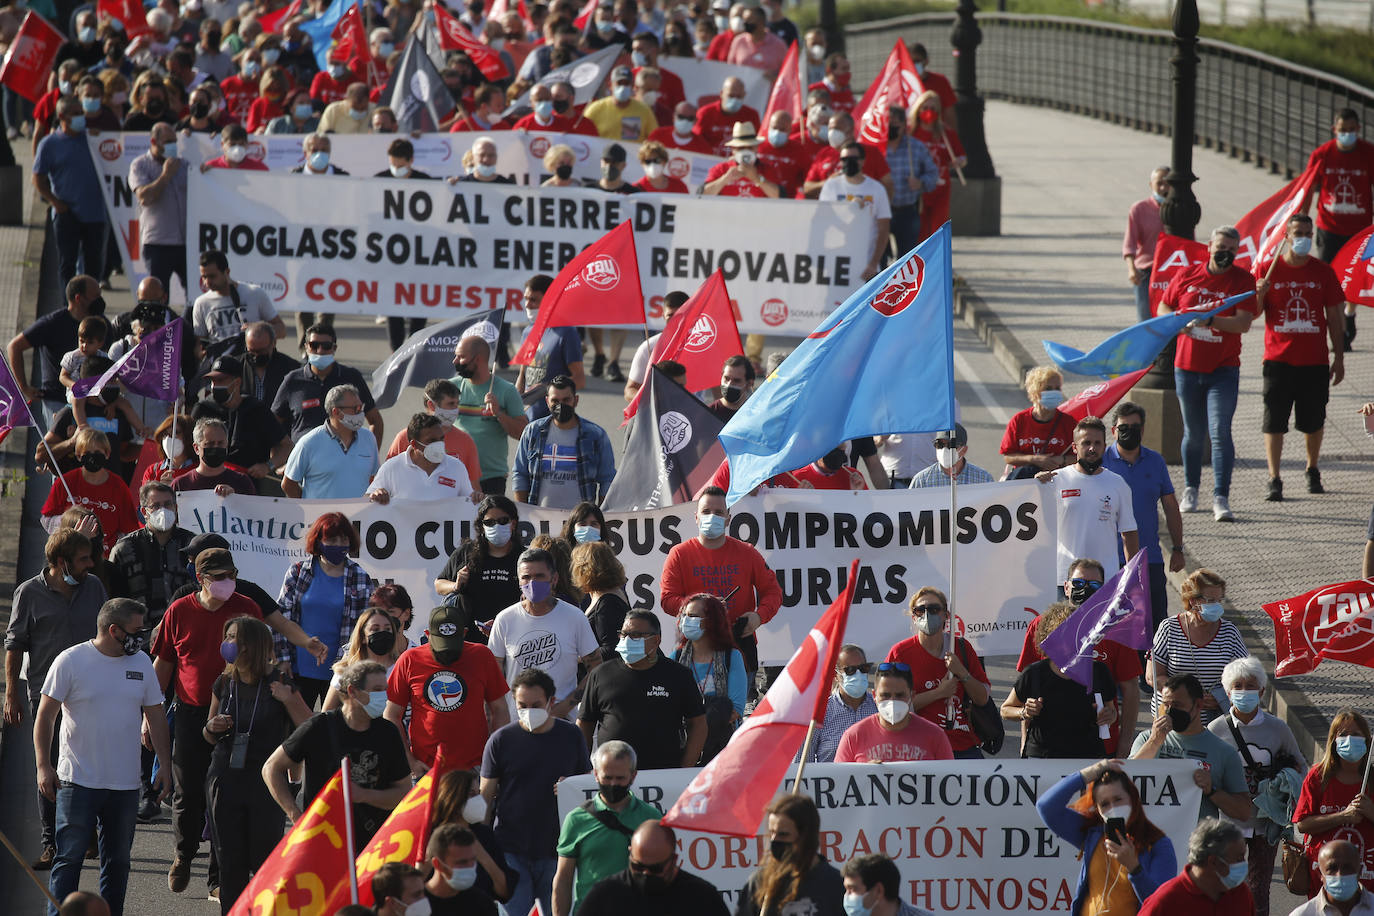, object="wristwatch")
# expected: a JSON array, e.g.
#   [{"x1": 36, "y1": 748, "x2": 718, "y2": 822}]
[{"x1": 1172, "y1": 545, "x2": 1184, "y2": 552}]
